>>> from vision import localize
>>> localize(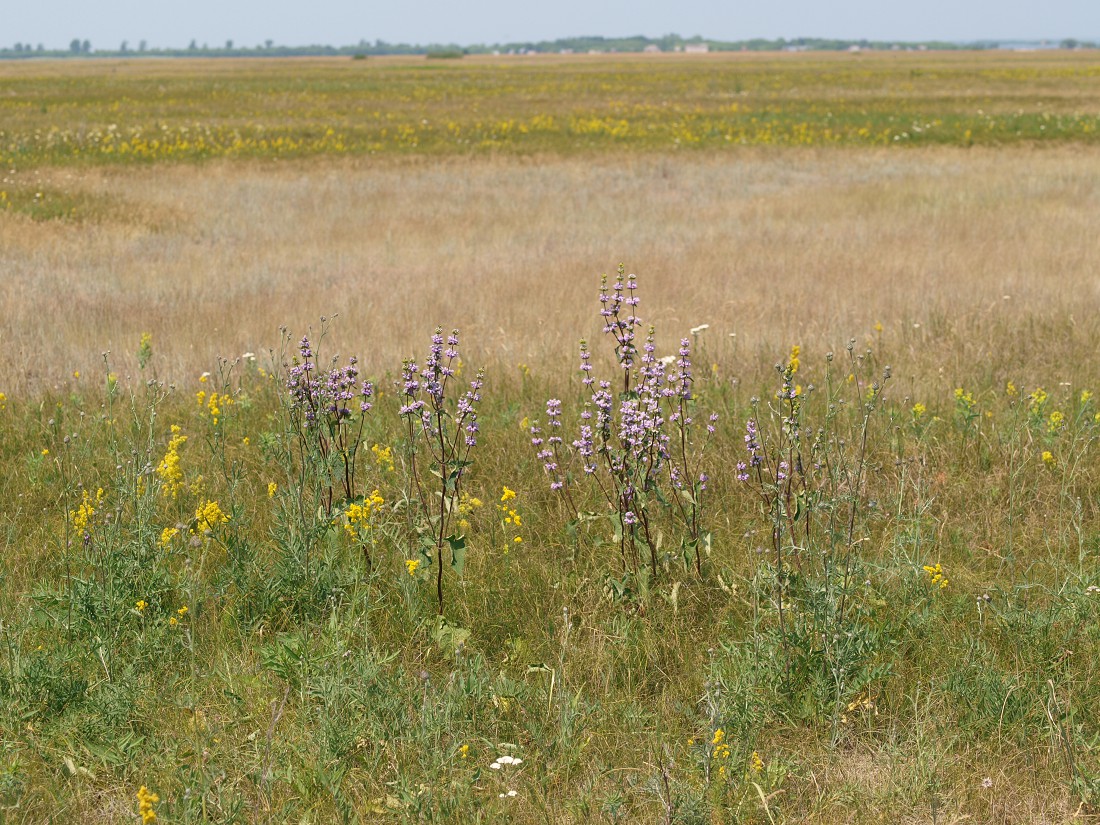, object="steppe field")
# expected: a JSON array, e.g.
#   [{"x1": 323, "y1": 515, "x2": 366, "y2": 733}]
[{"x1": 2, "y1": 50, "x2": 1100, "y2": 823}]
